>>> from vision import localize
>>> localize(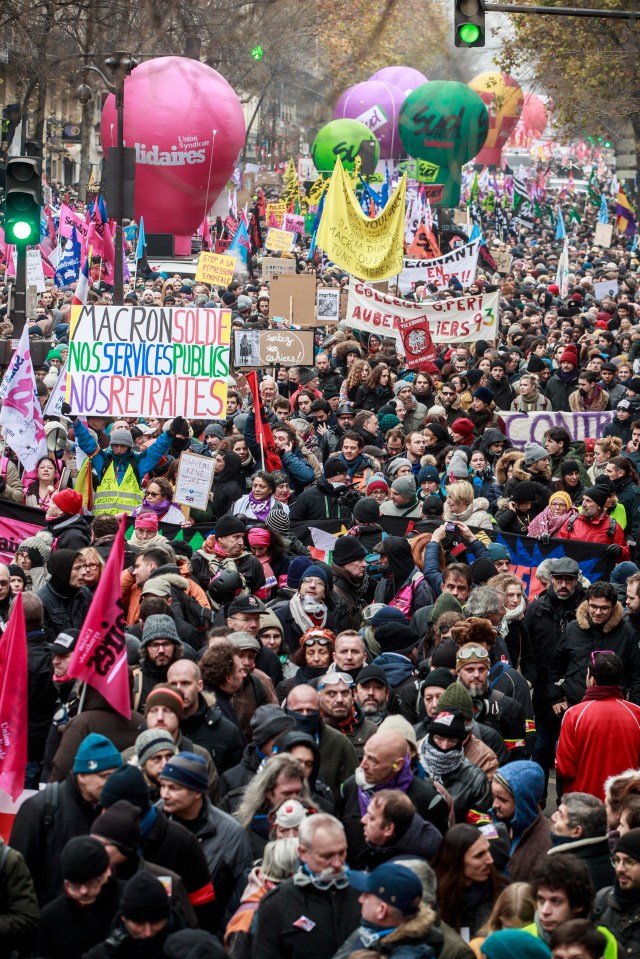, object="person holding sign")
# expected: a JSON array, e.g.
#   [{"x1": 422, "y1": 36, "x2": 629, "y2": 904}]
[{"x1": 131, "y1": 477, "x2": 187, "y2": 526}]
